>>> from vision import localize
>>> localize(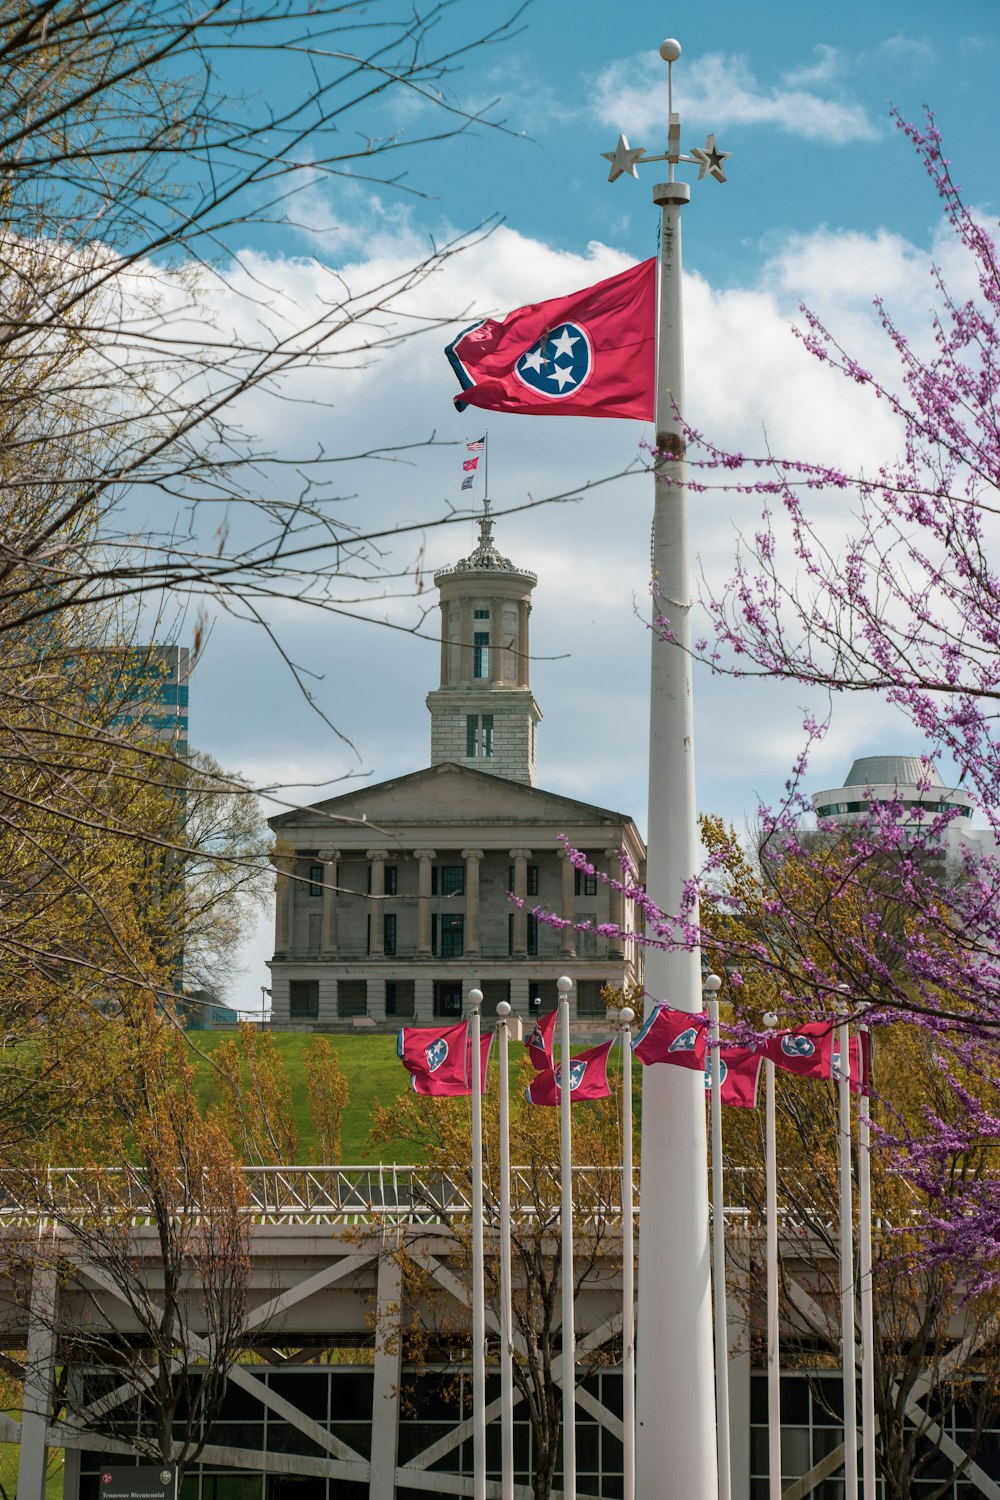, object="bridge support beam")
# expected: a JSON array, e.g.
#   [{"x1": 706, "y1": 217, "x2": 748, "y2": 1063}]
[
  {"x1": 19, "y1": 1260, "x2": 57, "y2": 1500},
  {"x1": 371, "y1": 1251, "x2": 403, "y2": 1500}
]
